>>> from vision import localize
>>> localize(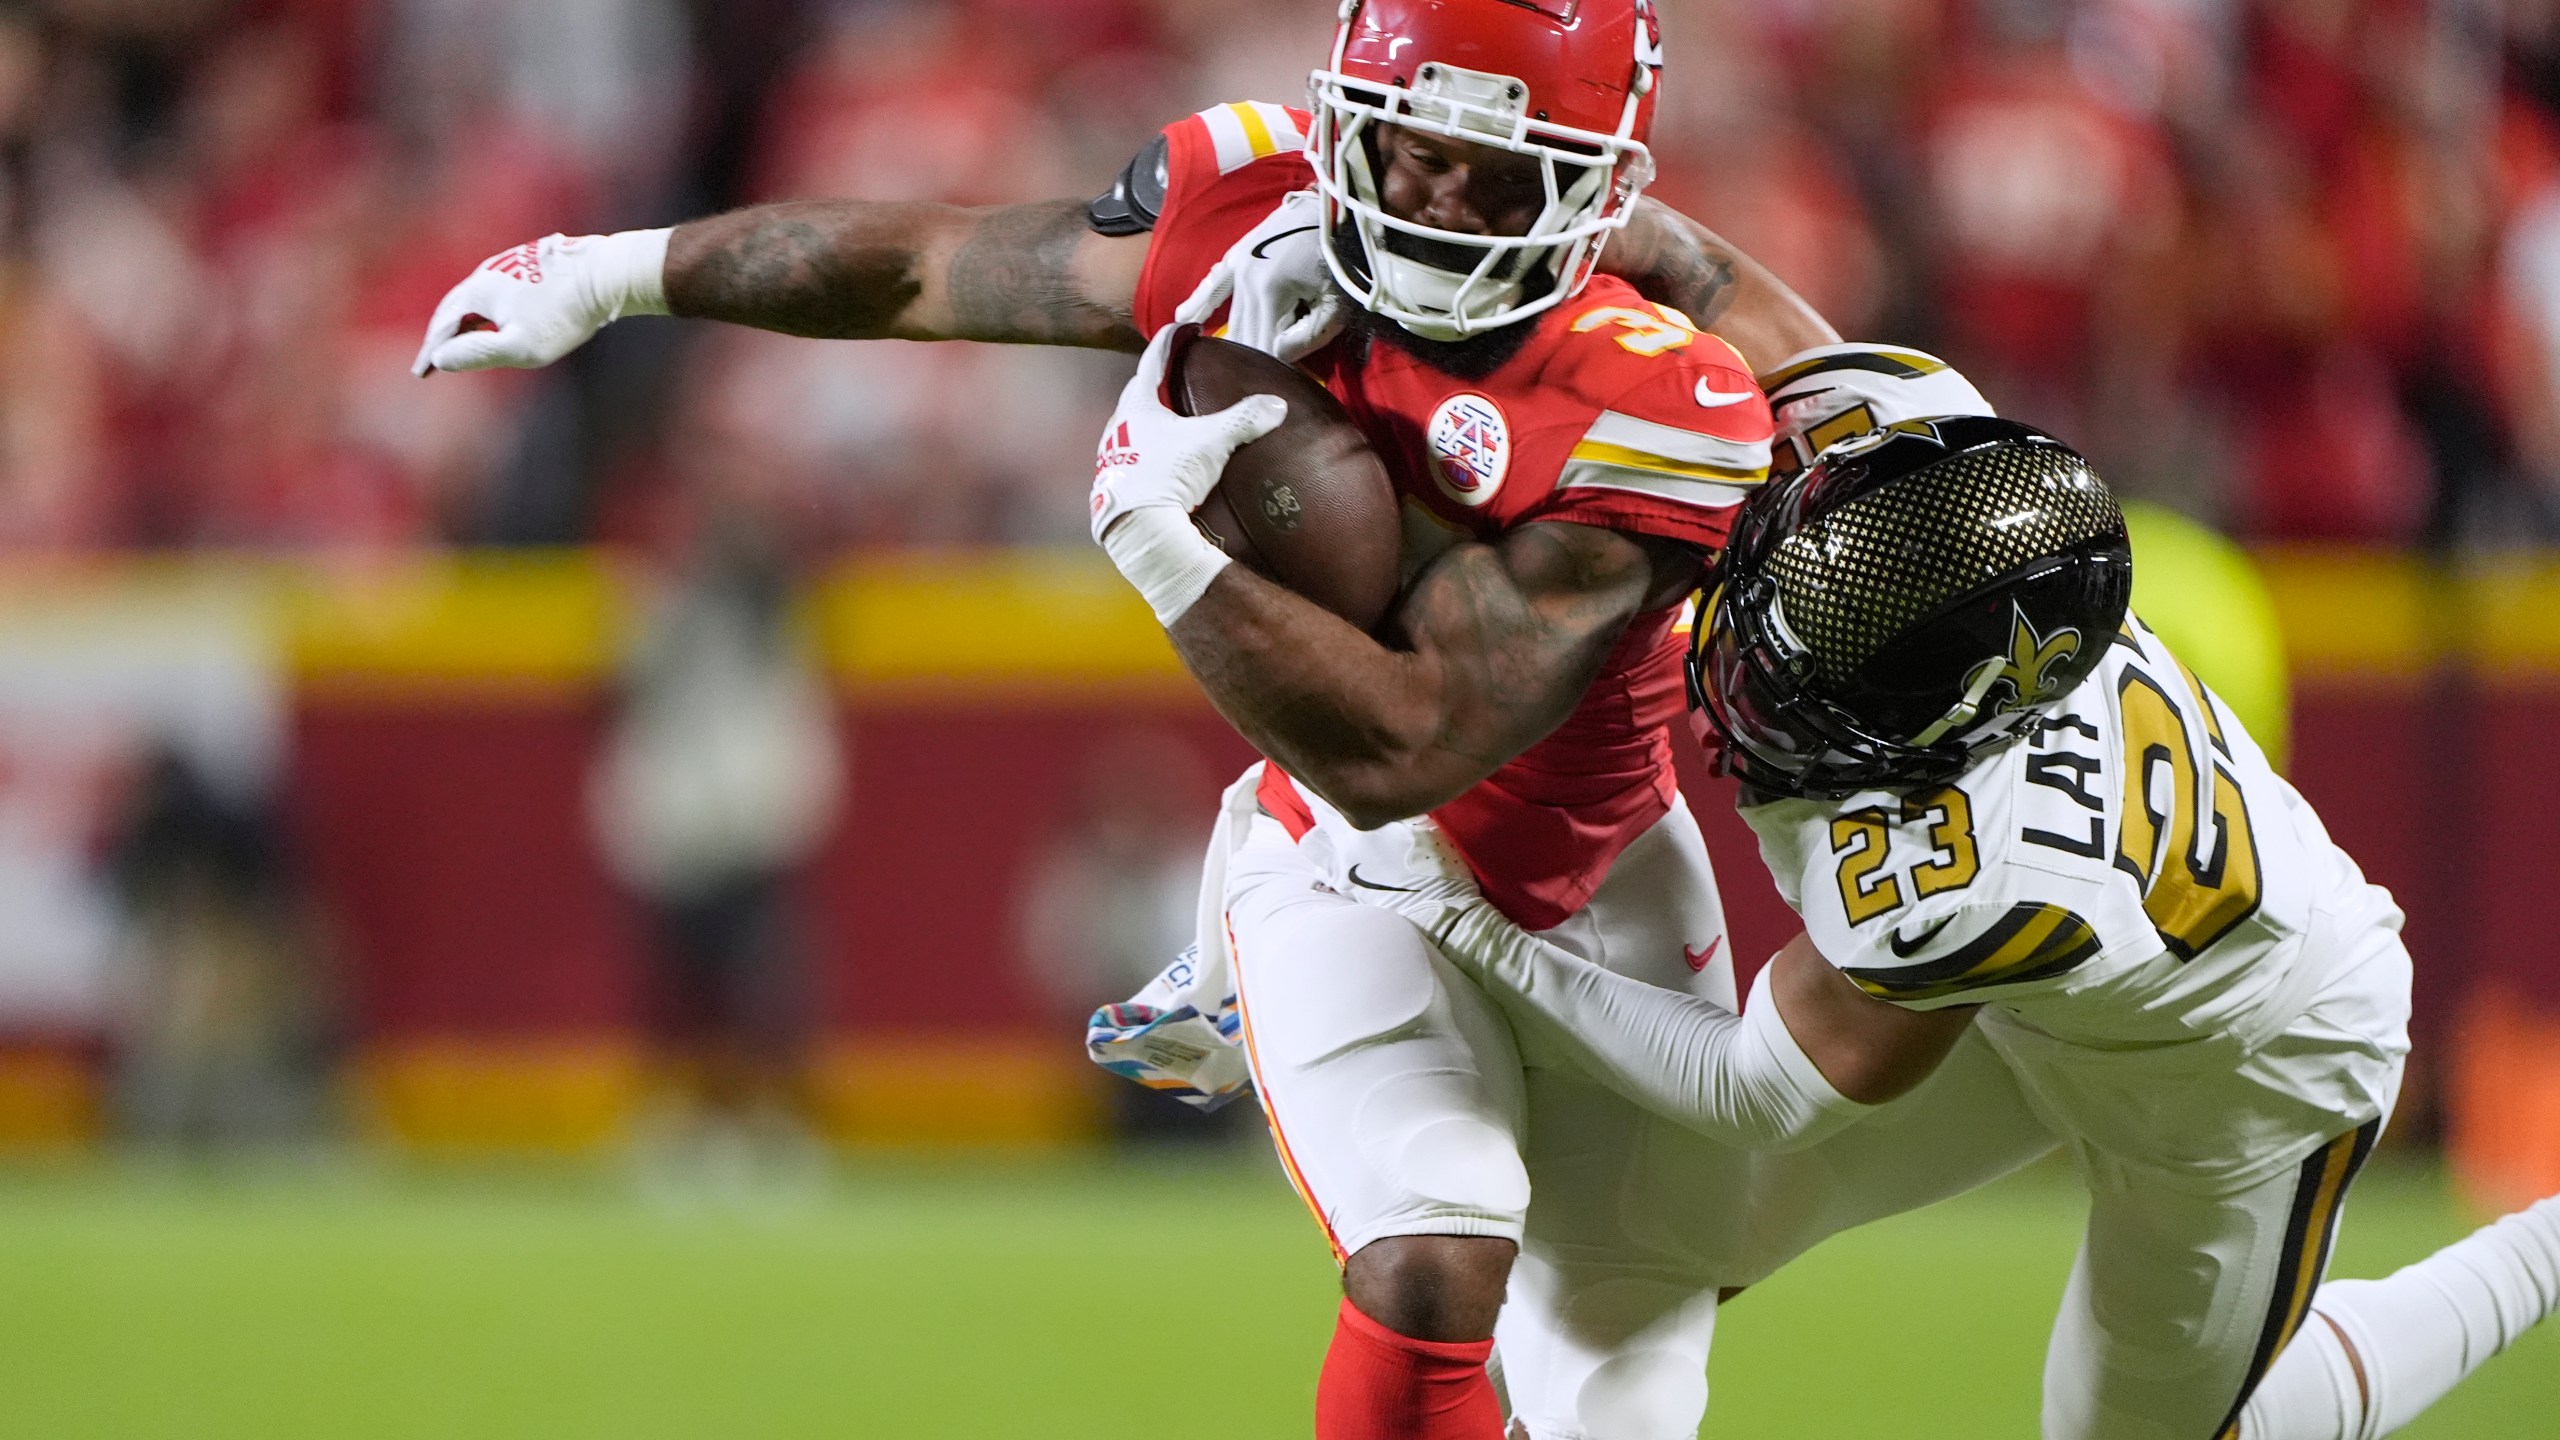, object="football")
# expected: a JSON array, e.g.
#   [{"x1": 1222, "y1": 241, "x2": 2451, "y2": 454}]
[{"x1": 1169, "y1": 331, "x2": 1401, "y2": 633}]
